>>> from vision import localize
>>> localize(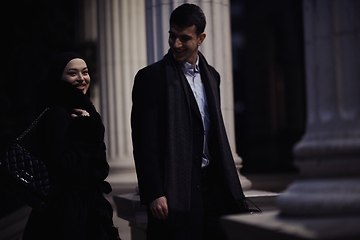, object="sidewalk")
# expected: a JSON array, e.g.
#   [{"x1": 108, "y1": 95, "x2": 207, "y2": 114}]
[
  {"x1": 108, "y1": 172, "x2": 298, "y2": 240},
  {"x1": 107, "y1": 177, "x2": 137, "y2": 240}
]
